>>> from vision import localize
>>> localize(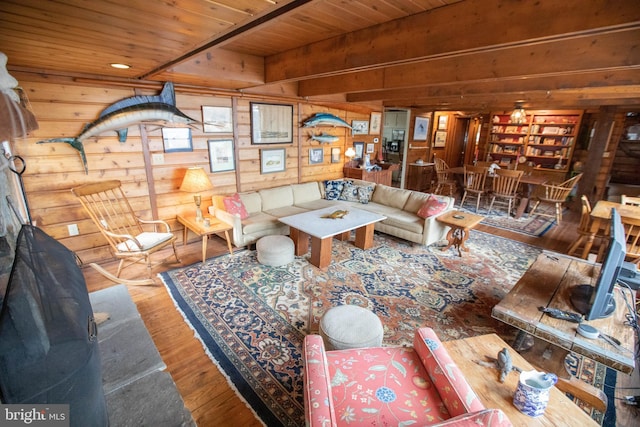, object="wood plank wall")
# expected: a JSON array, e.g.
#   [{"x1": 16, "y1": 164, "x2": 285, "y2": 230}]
[{"x1": 12, "y1": 72, "x2": 373, "y2": 264}]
